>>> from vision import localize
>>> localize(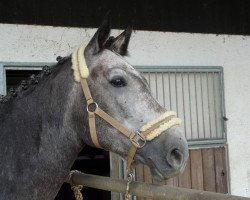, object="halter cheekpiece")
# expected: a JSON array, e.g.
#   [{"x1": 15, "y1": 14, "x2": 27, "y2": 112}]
[{"x1": 72, "y1": 45, "x2": 182, "y2": 171}]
